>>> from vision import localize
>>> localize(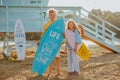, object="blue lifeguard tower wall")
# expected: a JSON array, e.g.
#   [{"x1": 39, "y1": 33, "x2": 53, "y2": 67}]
[{"x1": 0, "y1": 0, "x2": 49, "y2": 32}]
